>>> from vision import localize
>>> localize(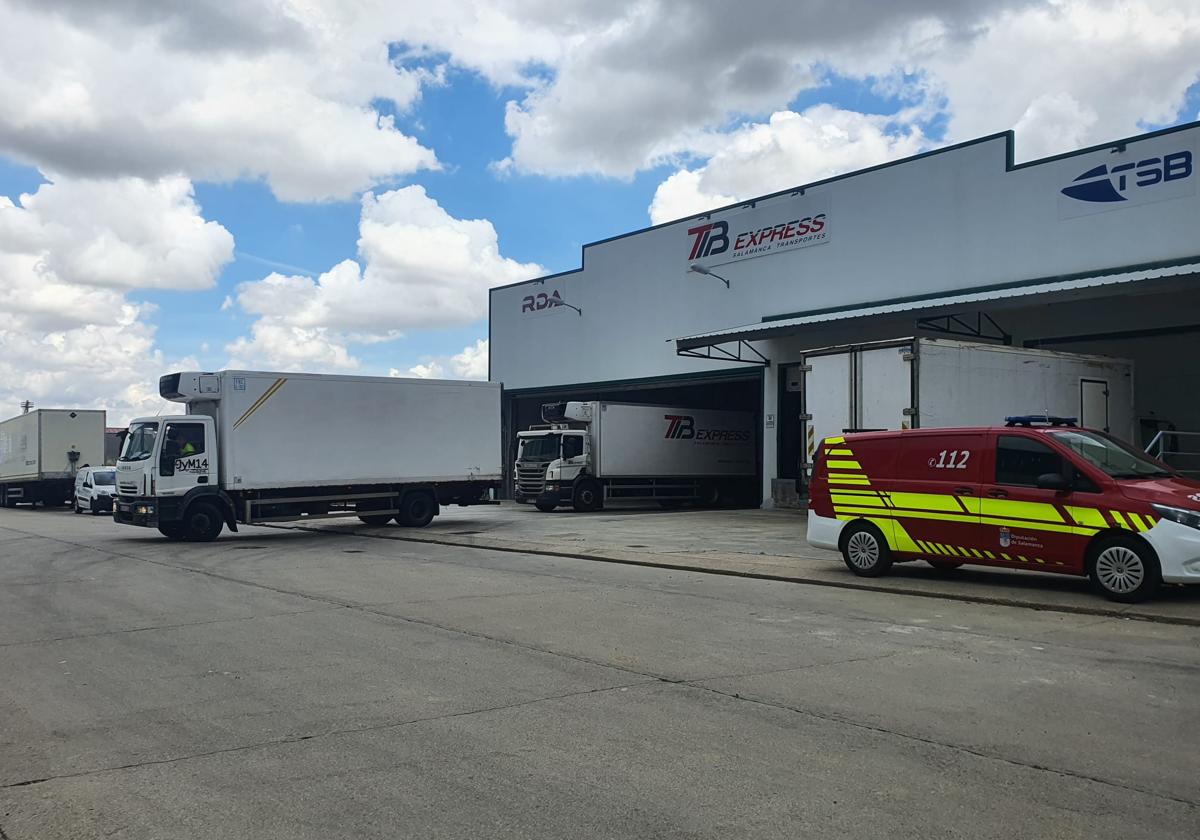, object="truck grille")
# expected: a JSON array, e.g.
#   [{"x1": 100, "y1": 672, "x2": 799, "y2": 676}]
[
  {"x1": 118, "y1": 481, "x2": 139, "y2": 496},
  {"x1": 516, "y1": 464, "x2": 547, "y2": 495}
]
